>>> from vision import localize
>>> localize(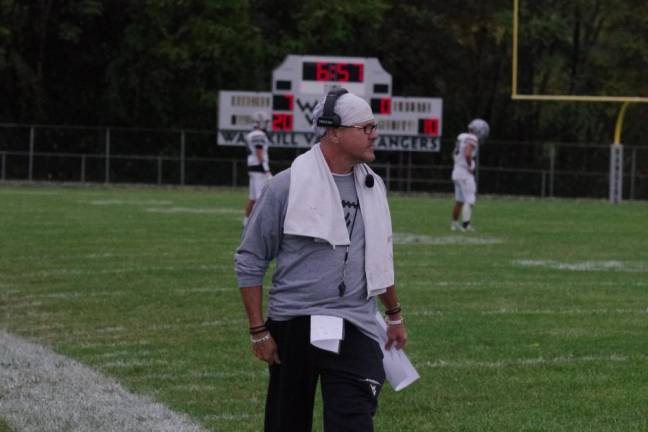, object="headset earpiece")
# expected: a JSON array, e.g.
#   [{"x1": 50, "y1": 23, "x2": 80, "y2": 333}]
[{"x1": 316, "y1": 88, "x2": 348, "y2": 128}]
